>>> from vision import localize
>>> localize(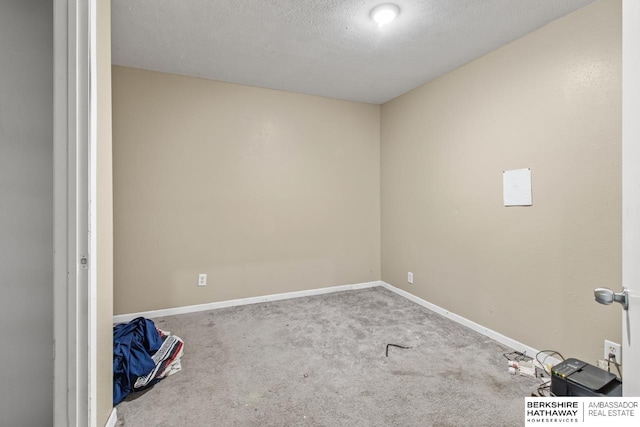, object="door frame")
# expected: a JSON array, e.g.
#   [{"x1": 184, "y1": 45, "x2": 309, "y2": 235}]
[
  {"x1": 53, "y1": 0, "x2": 98, "y2": 425},
  {"x1": 622, "y1": 0, "x2": 640, "y2": 397}
]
